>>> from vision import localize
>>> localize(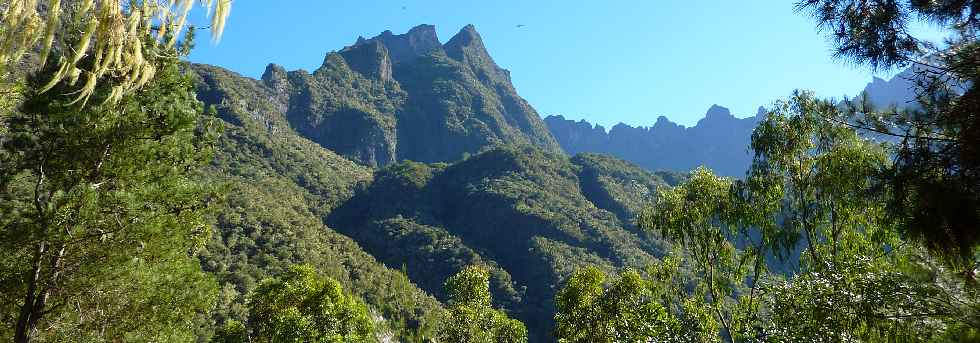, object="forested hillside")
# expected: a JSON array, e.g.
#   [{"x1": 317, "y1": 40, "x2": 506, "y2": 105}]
[
  {"x1": 326, "y1": 147, "x2": 675, "y2": 341},
  {"x1": 4, "y1": 2, "x2": 980, "y2": 343},
  {"x1": 190, "y1": 64, "x2": 444, "y2": 340},
  {"x1": 188, "y1": 36, "x2": 682, "y2": 341}
]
